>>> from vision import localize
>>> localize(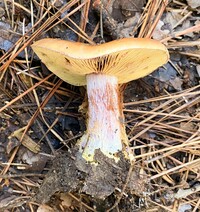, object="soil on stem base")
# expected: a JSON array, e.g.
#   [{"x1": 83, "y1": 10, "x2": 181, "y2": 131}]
[{"x1": 33, "y1": 150, "x2": 147, "y2": 204}]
